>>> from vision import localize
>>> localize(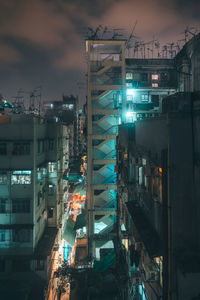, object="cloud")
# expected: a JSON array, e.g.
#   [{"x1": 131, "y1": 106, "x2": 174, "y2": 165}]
[
  {"x1": 0, "y1": 42, "x2": 21, "y2": 64},
  {"x1": 0, "y1": 0, "x2": 200, "y2": 70}
]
